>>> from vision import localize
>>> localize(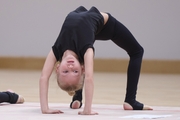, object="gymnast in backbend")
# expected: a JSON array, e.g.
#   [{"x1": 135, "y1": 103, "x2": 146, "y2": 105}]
[{"x1": 39, "y1": 6, "x2": 152, "y2": 115}]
